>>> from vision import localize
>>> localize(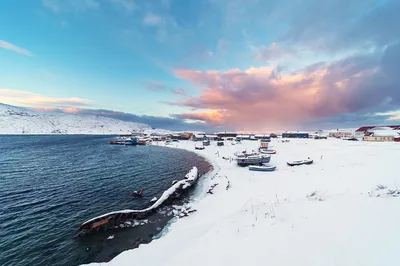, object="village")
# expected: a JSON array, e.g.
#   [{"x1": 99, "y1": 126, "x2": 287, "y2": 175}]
[
  {"x1": 88, "y1": 123, "x2": 400, "y2": 266},
  {"x1": 110, "y1": 125, "x2": 400, "y2": 145}
]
